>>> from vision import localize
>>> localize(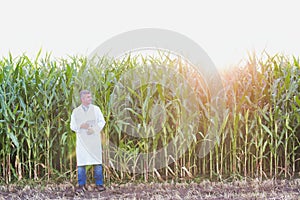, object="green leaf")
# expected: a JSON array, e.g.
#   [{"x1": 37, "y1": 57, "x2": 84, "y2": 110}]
[{"x1": 8, "y1": 132, "x2": 19, "y2": 148}]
